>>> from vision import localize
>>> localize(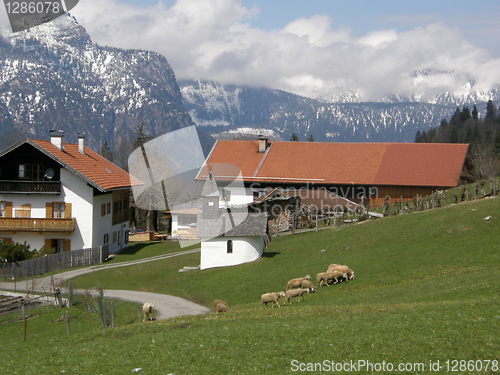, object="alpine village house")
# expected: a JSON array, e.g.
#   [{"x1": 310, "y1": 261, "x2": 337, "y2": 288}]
[
  {"x1": 186, "y1": 136, "x2": 469, "y2": 270},
  {"x1": 0, "y1": 131, "x2": 137, "y2": 254}
]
